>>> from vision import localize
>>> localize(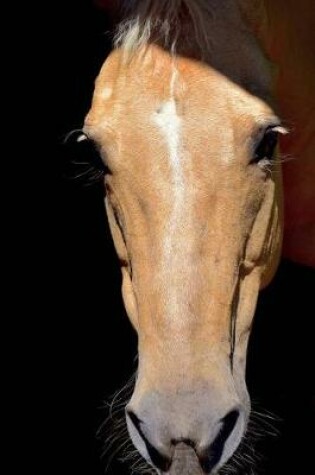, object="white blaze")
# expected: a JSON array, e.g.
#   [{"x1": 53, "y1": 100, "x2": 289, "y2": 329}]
[
  {"x1": 152, "y1": 68, "x2": 188, "y2": 317},
  {"x1": 153, "y1": 69, "x2": 184, "y2": 257},
  {"x1": 154, "y1": 98, "x2": 183, "y2": 194}
]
